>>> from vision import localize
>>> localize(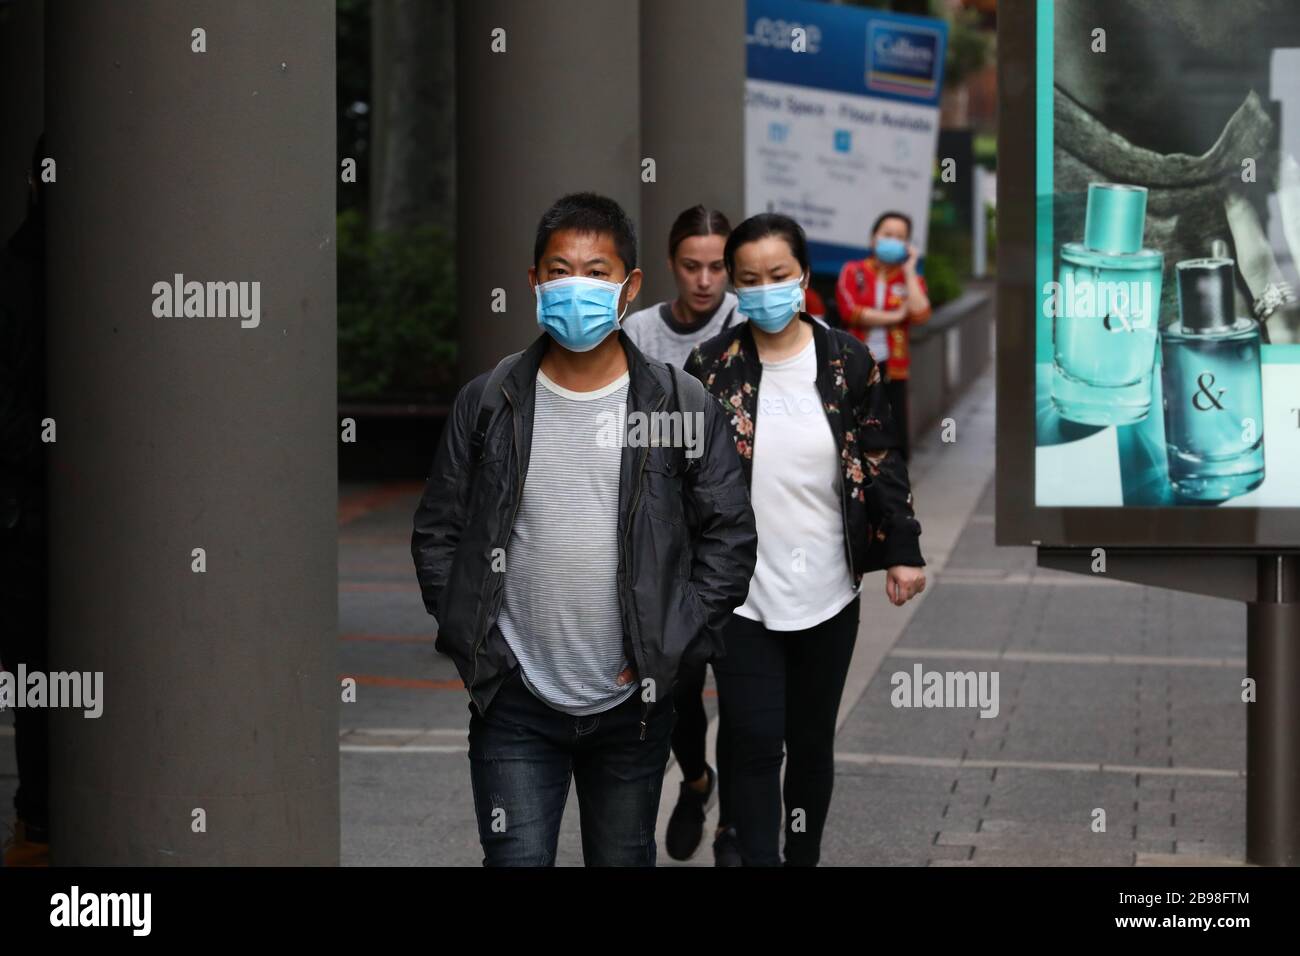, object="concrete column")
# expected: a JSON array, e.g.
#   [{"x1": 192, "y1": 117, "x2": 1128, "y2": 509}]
[
  {"x1": 639, "y1": 0, "x2": 746, "y2": 305},
  {"x1": 45, "y1": 0, "x2": 337, "y2": 864},
  {"x1": 455, "y1": 0, "x2": 641, "y2": 381},
  {"x1": 0, "y1": 0, "x2": 43, "y2": 236}
]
